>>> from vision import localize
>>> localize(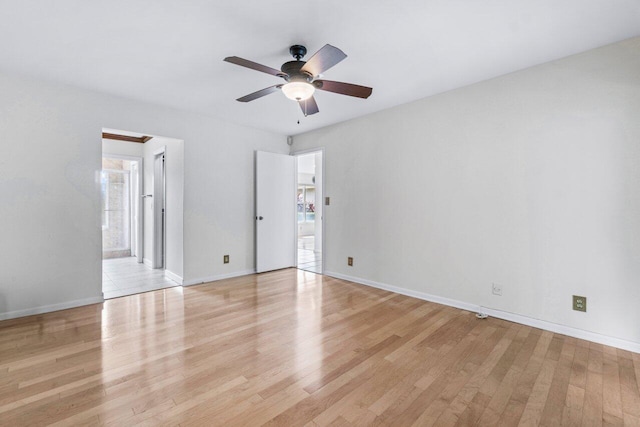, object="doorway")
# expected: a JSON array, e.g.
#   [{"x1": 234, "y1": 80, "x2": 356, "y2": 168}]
[
  {"x1": 101, "y1": 129, "x2": 184, "y2": 299},
  {"x1": 101, "y1": 154, "x2": 176, "y2": 298},
  {"x1": 296, "y1": 151, "x2": 323, "y2": 273}
]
